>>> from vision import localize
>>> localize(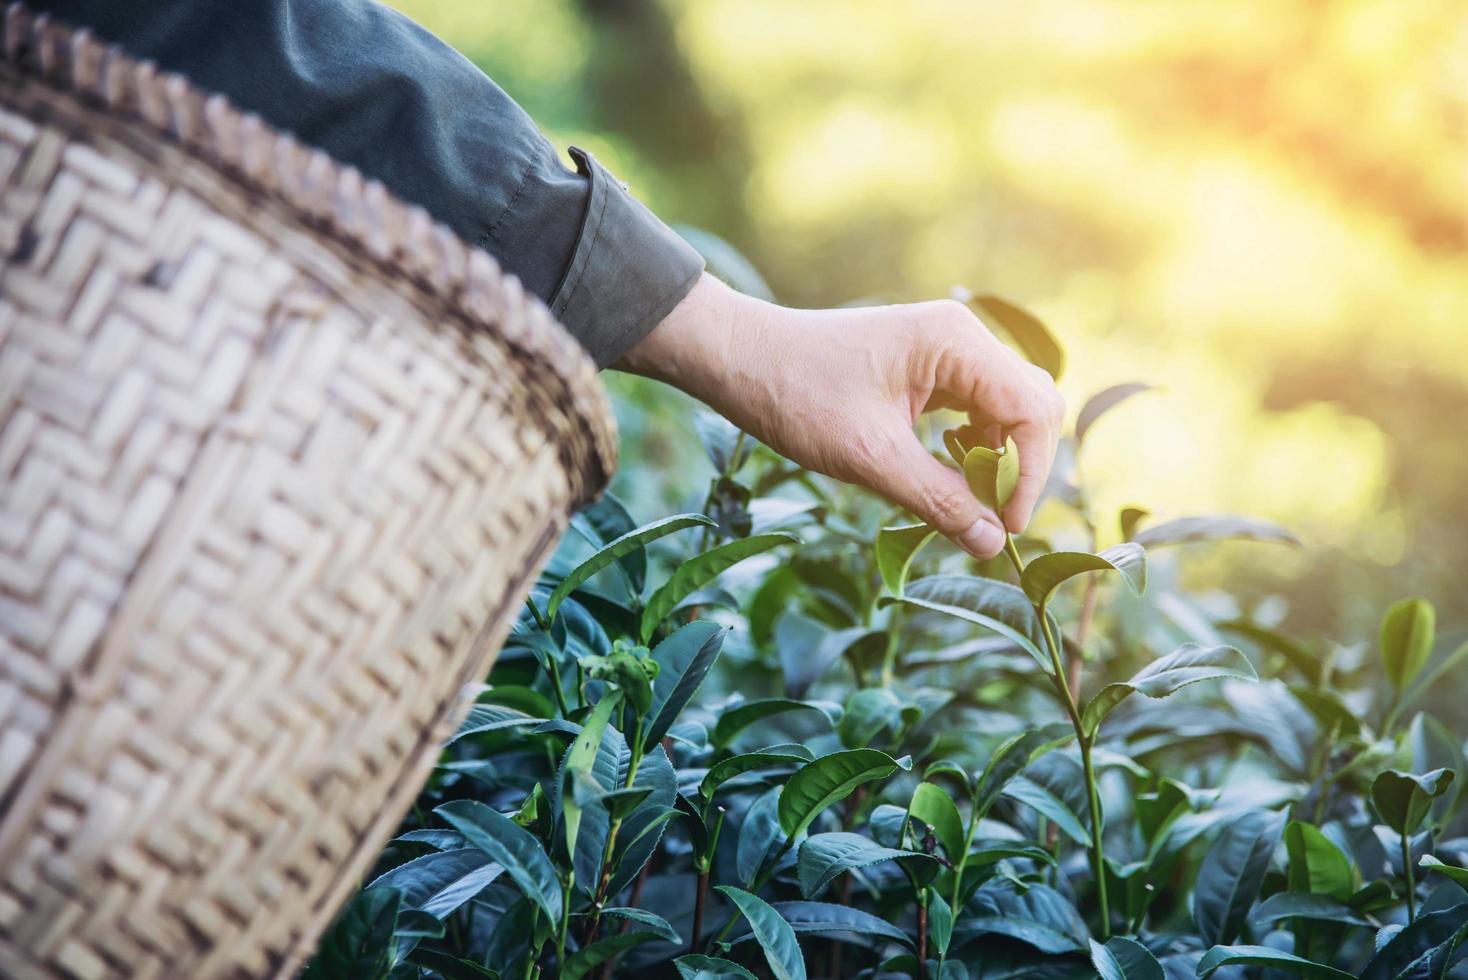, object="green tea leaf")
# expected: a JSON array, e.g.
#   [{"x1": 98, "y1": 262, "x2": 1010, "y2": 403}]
[
  {"x1": 1420, "y1": 855, "x2": 1468, "y2": 891},
  {"x1": 963, "y1": 445, "x2": 1003, "y2": 511},
  {"x1": 1358, "y1": 902, "x2": 1468, "y2": 979},
  {"x1": 305, "y1": 886, "x2": 400, "y2": 980},
  {"x1": 778, "y1": 748, "x2": 911, "y2": 838},
  {"x1": 1075, "y1": 383, "x2": 1153, "y2": 447},
  {"x1": 1089, "y1": 936, "x2": 1164, "y2": 980},
  {"x1": 562, "y1": 931, "x2": 661, "y2": 980},
  {"x1": 1250, "y1": 891, "x2": 1371, "y2": 927},
  {"x1": 645, "y1": 621, "x2": 727, "y2": 750},
  {"x1": 715, "y1": 886, "x2": 807, "y2": 980},
  {"x1": 406, "y1": 949, "x2": 501, "y2": 979},
  {"x1": 1285, "y1": 821, "x2": 1357, "y2": 901},
  {"x1": 700, "y1": 745, "x2": 815, "y2": 799},
  {"x1": 598, "y1": 907, "x2": 682, "y2": 944},
  {"x1": 1220, "y1": 619, "x2": 1325, "y2": 687},
  {"x1": 1020, "y1": 542, "x2": 1147, "y2": 606},
  {"x1": 1131, "y1": 514, "x2": 1301, "y2": 549},
  {"x1": 1380, "y1": 597, "x2": 1436, "y2": 691},
  {"x1": 1002, "y1": 773, "x2": 1089, "y2": 846},
  {"x1": 973, "y1": 724, "x2": 1072, "y2": 819},
  {"x1": 1193, "y1": 808, "x2": 1287, "y2": 945},
  {"x1": 570, "y1": 493, "x2": 644, "y2": 593},
  {"x1": 997, "y1": 436, "x2": 1021, "y2": 510},
  {"x1": 1371, "y1": 767, "x2": 1454, "y2": 835},
  {"x1": 434, "y1": 800, "x2": 562, "y2": 925},
  {"x1": 961, "y1": 291, "x2": 1066, "y2": 380},
  {"x1": 876, "y1": 523, "x2": 937, "y2": 597},
  {"x1": 675, "y1": 954, "x2": 759, "y2": 980},
  {"x1": 561, "y1": 692, "x2": 620, "y2": 858},
  {"x1": 750, "y1": 901, "x2": 914, "y2": 949},
  {"x1": 909, "y1": 782, "x2": 966, "y2": 863},
  {"x1": 710, "y1": 698, "x2": 840, "y2": 750},
  {"x1": 547, "y1": 514, "x2": 713, "y2": 623},
  {"x1": 796, "y1": 831, "x2": 938, "y2": 898},
  {"x1": 640, "y1": 533, "x2": 798, "y2": 642},
  {"x1": 891, "y1": 575, "x2": 1050, "y2": 671},
  {"x1": 954, "y1": 880, "x2": 1088, "y2": 954},
  {"x1": 1197, "y1": 945, "x2": 1356, "y2": 979},
  {"x1": 838, "y1": 687, "x2": 906, "y2": 748},
  {"x1": 1082, "y1": 643, "x2": 1256, "y2": 736},
  {"x1": 368, "y1": 848, "x2": 504, "y2": 920},
  {"x1": 446, "y1": 704, "x2": 544, "y2": 745},
  {"x1": 929, "y1": 891, "x2": 954, "y2": 957}
]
